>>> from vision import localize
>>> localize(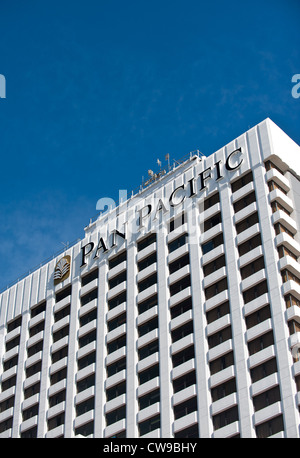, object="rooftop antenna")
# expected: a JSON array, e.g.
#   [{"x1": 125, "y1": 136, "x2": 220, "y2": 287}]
[{"x1": 165, "y1": 153, "x2": 170, "y2": 171}]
